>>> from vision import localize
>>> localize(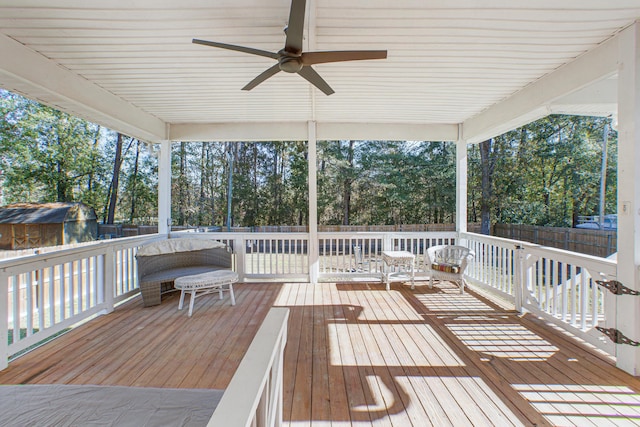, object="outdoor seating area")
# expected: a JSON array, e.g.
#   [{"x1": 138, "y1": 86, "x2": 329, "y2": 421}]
[
  {"x1": 1, "y1": 281, "x2": 639, "y2": 426},
  {"x1": 135, "y1": 238, "x2": 233, "y2": 307}
]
